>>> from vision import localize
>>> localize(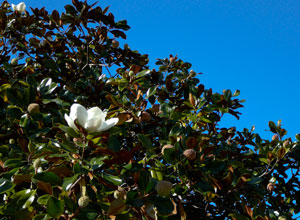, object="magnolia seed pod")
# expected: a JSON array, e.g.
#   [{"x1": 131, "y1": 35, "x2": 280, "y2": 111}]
[
  {"x1": 152, "y1": 104, "x2": 160, "y2": 113},
  {"x1": 267, "y1": 182, "x2": 275, "y2": 192},
  {"x1": 9, "y1": 139, "x2": 15, "y2": 144},
  {"x1": 283, "y1": 140, "x2": 290, "y2": 148},
  {"x1": 278, "y1": 216, "x2": 286, "y2": 220},
  {"x1": 141, "y1": 112, "x2": 151, "y2": 122},
  {"x1": 155, "y1": 180, "x2": 172, "y2": 197},
  {"x1": 78, "y1": 196, "x2": 89, "y2": 207},
  {"x1": 183, "y1": 149, "x2": 196, "y2": 160},
  {"x1": 169, "y1": 57, "x2": 176, "y2": 63},
  {"x1": 272, "y1": 134, "x2": 279, "y2": 142},
  {"x1": 27, "y1": 103, "x2": 40, "y2": 114},
  {"x1": 11, "y1": 58, "x2": 18, "y2": 66},
  {"x1": 161, "y1": 144, "x2": 174, "y2": 155},
  {"x1": 129, "y1": 71, "x2": 135, "y2": 77},
  {"x1": 33, "y1": 158, "x2": 42, "y2": 170},
  {"x1": 112, "y1": 39, "x2": 119, "y2": 48}
]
